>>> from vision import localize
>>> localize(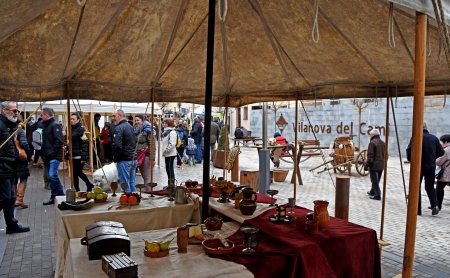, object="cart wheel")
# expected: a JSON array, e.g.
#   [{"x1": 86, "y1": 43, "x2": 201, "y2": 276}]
[{"x1": 356, "y1": 150, "x2": 369, "y2": 176}]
